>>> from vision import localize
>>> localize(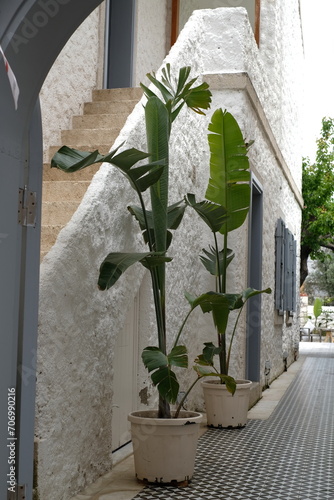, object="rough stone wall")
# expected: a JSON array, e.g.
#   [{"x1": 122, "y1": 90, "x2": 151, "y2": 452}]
[{"x1": 36, "y1": 5, "x2": 303, "y2": 499}]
